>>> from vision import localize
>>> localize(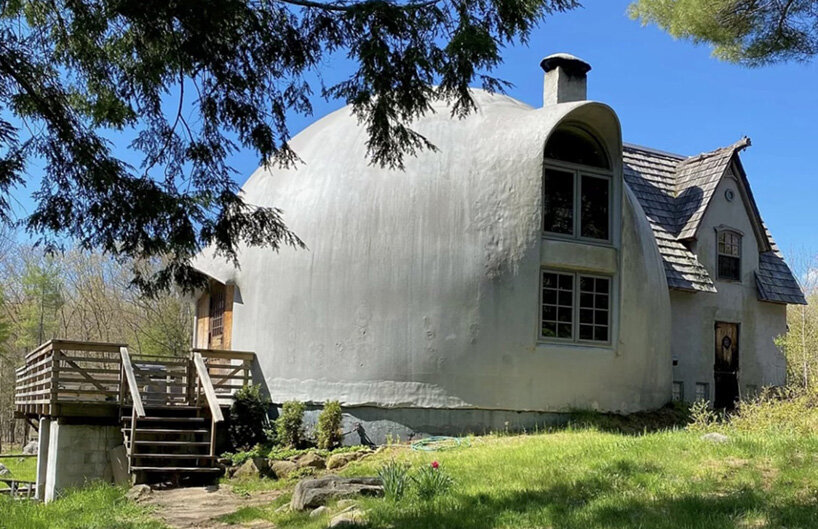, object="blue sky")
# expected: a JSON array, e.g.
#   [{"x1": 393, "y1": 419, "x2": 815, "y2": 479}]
[{"x1": 7, "y1": 1, "x2": 818, "y2": 265}]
